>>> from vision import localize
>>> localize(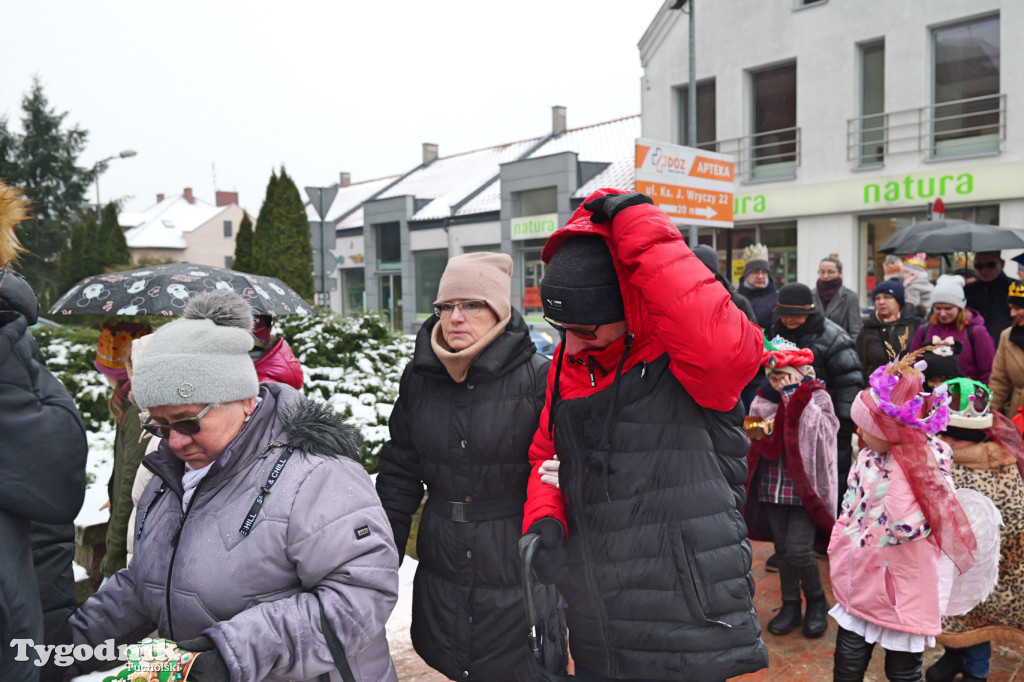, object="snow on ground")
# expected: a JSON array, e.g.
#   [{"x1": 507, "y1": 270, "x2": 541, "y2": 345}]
[{"x1": 76, "y1": 426, "x2": 115, "y2": 529}]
